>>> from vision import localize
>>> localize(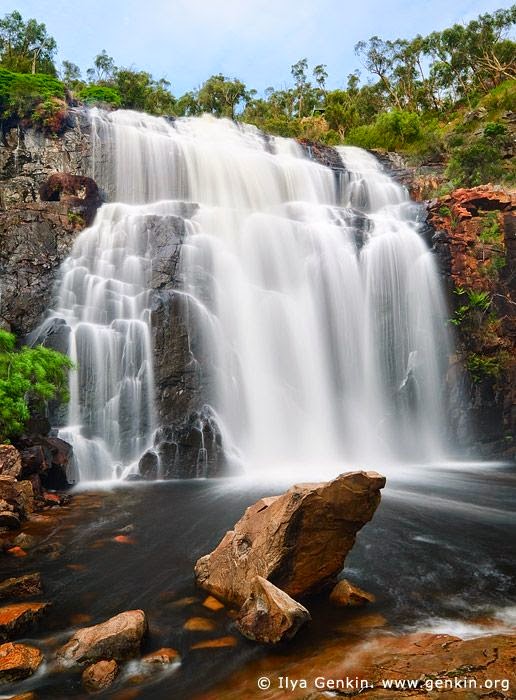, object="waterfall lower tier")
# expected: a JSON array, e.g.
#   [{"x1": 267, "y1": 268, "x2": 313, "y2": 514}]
[{"x1": 46, "y1": 110, "x2": 452, "y2": 480}]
